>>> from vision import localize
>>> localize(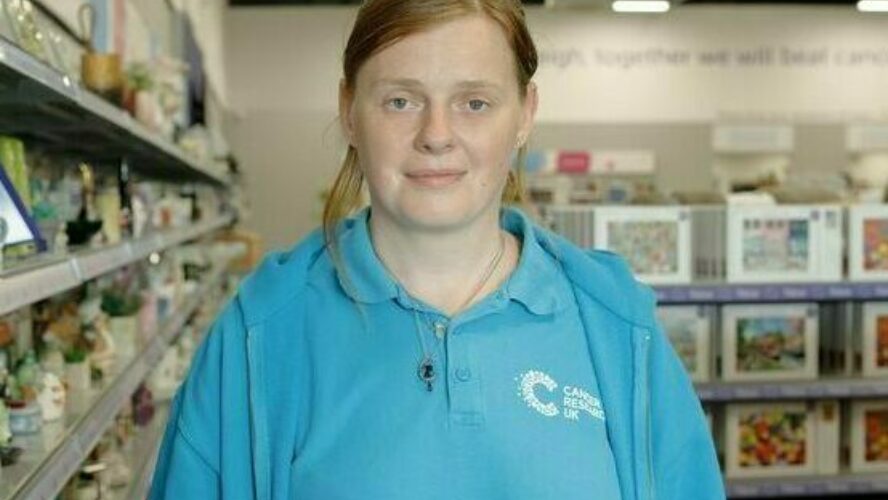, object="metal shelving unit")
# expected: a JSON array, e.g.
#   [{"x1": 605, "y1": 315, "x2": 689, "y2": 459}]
[
  {"x1": 654, "y1": 281, "x2": 888, "y2": 304},
  {"x1": 727, "y1": 473, "x2": 888, "y2": 498},
  {"x1": 696, "y1": 378, "x2": 888, "y2": 402},
  {"x1": 0, "y1": 213, "x2": 234, "y2": 317},
  {"x1": 0, "y1": 37, "x2": 227, "y2": 186},
  {"x1": 111, "y1": 402, "x2": 170, "y2": 500},
  {"x1": 0, "y1": 258, "x2": 237, "y2": 500}
]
